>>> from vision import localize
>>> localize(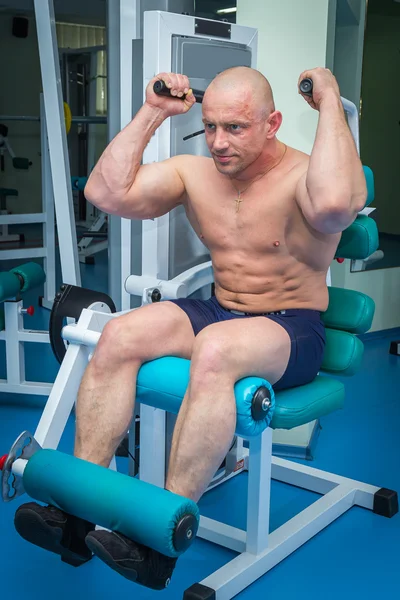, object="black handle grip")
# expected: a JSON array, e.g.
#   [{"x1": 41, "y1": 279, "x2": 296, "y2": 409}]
[
  {"x1": 299, "y1": 78, "x2": 313, "y2": 98},
  {"x1": 153, "y1": 80, "x2": 204, "y2": 104}
]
